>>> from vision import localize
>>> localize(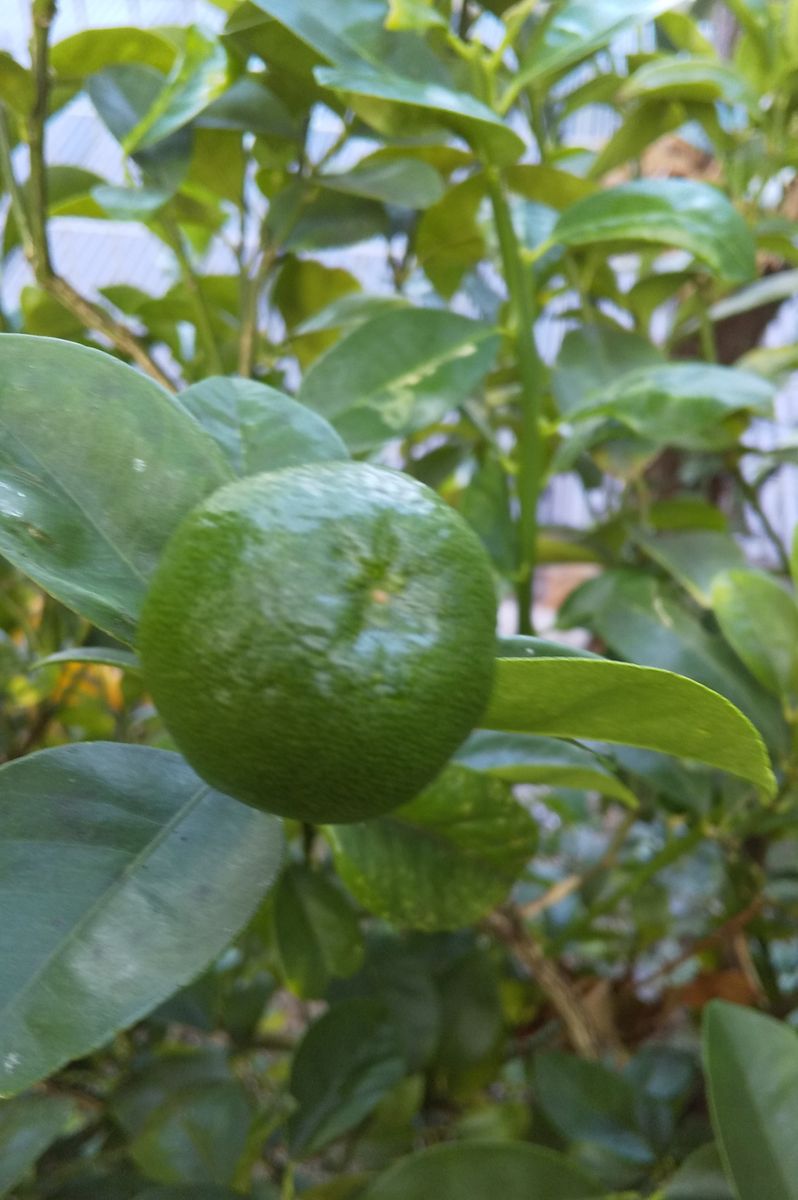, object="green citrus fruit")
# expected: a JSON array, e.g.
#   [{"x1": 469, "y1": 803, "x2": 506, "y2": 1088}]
[{"x1": 138, "y1": 461, "x2": 497, "y2": 823}]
